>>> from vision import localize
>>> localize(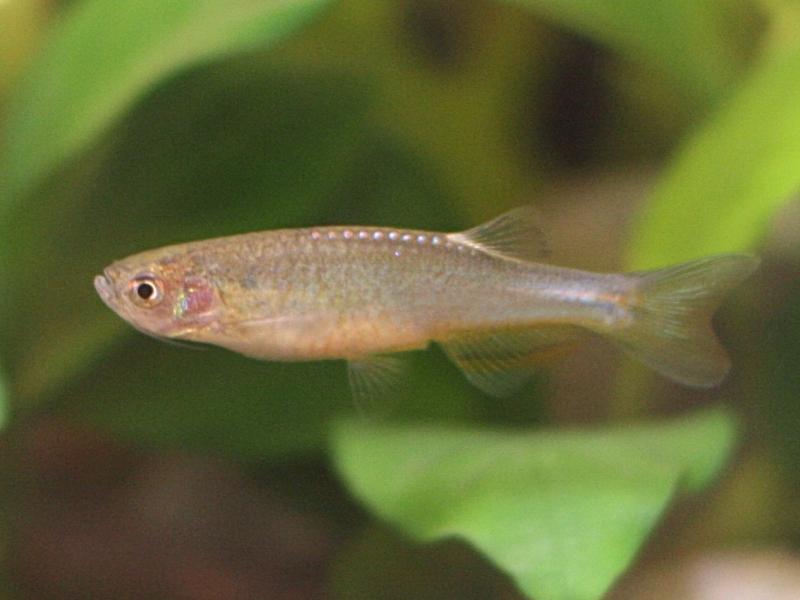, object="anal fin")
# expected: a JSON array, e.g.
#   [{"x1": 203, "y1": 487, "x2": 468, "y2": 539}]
[{"x1": 440, "y1": 326, "x2": 581, "y2": 397}]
